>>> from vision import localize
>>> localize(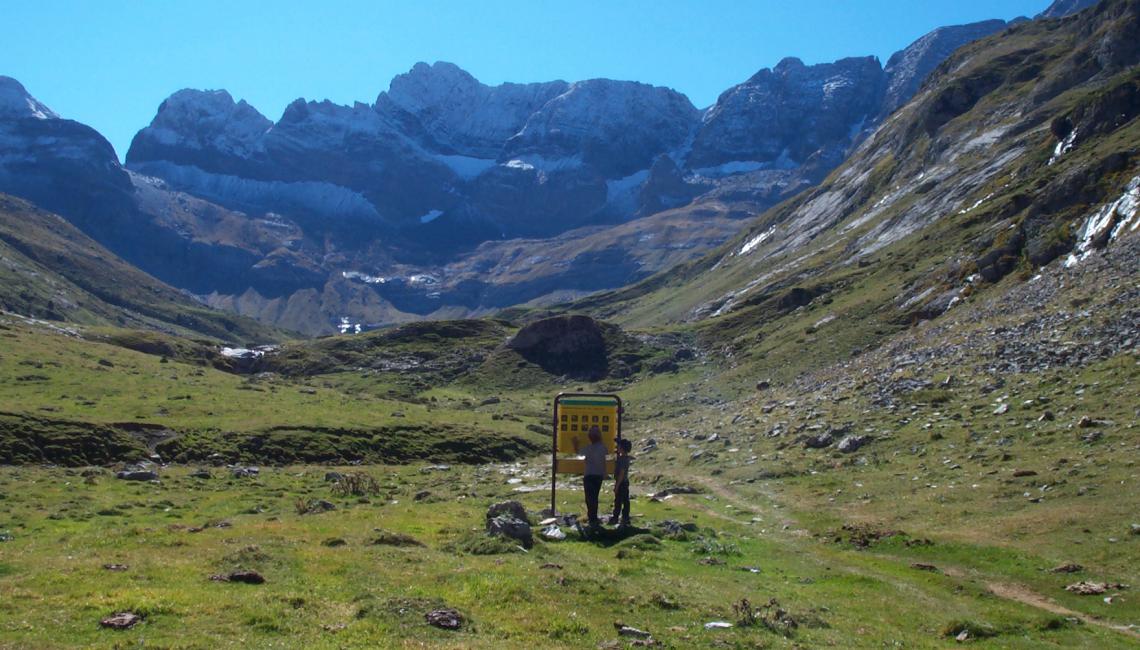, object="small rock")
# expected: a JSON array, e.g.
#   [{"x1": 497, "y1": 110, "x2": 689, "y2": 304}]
[
  {"x1": 480, "y1": 396, "x2": 501, "y2": 406},
  {"x1": 755, "y1": 380, "x2": 771, "y2": 391},
  {"x1": 231, "y1": 466, "x2": 259, "y2": 478},
  {"x1": 803, "y1": 433, "x2": 834, "y2": 449},
  {"x1": 1062, "y1": 581, "x2": 1108, "y2": 592},
  {"x1": 486, "y1": 500, "x2": 529, "y2": 523},
  {"x1": 421, "y1": 464, "x2": 452, "y2": 473},
  {"x1": 425, "y1": 608, "x2": 463, "y2": 630},
  {"x1": 1012, "y1": 469, "x2": 1038, "y2": 477},
  {"x1": 100, "y1": 612, "x2": 141, "y2": 629},
  {"x1": 956, "y1": 629, "x2": 969, "y2": 642},
  {"x1": 614, "y1": 622, "x2": 651, "y2": 638},
  {"x1": 1077, "y1": 416, "x2": 1097, "y2": 428},
  {"x1": 116, "y1": 471, "x2": 158, "y2": 481},
  {"x1": 993, "y1": 403, "x2": 1009, "y2": 415},
  {"x1": 226, "y1": 570, "x2": 265, "y2": 584},
  {"x1": 1039, "y1": 411, "x2": 1055, "y2": 422},
  {"x1": 189, "y1": 468, "x2": 211, "y2": 479},
  {"x1": 704, "y1": 621, "x2": 733, "y2": 629},
  {"x1": 1051, "y1": 563, "x2": 1084, "y2": 573},
  {"x1": 837, "y1": 435, "x2": 869, "y2": 453},
  {"x1": 541, "y1": 525, "x2": 566, "y2": 541},
  {"x1": 102, "y1": 563, "x2": 129, "y2": 571},
  {"x1": 324, "y1": 472, "x2": 344, "y2": 482},
  {"x1": 413, "y1": 490, "x2": 432, "y2": 501},
  {"x1": 322, "y1": 538, "x2": 347, "y2": 547}
]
